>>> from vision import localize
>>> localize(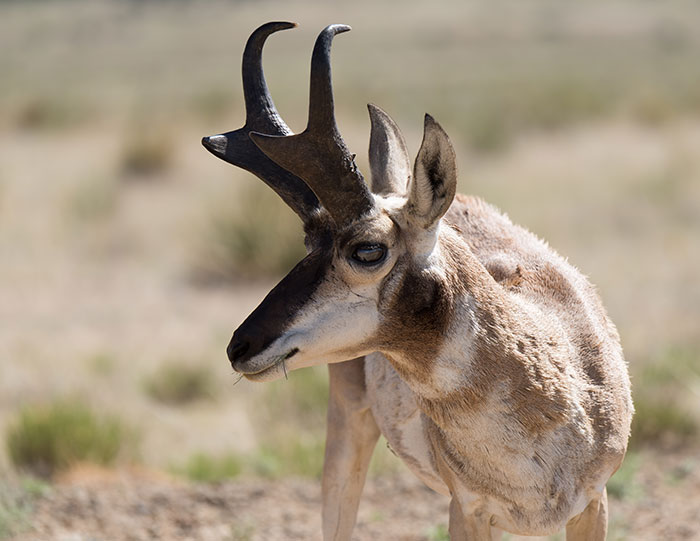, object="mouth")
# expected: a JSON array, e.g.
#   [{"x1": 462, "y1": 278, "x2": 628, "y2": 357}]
[{"x1": 239, "y1": 348, "x2": 299, "y2": 381}]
